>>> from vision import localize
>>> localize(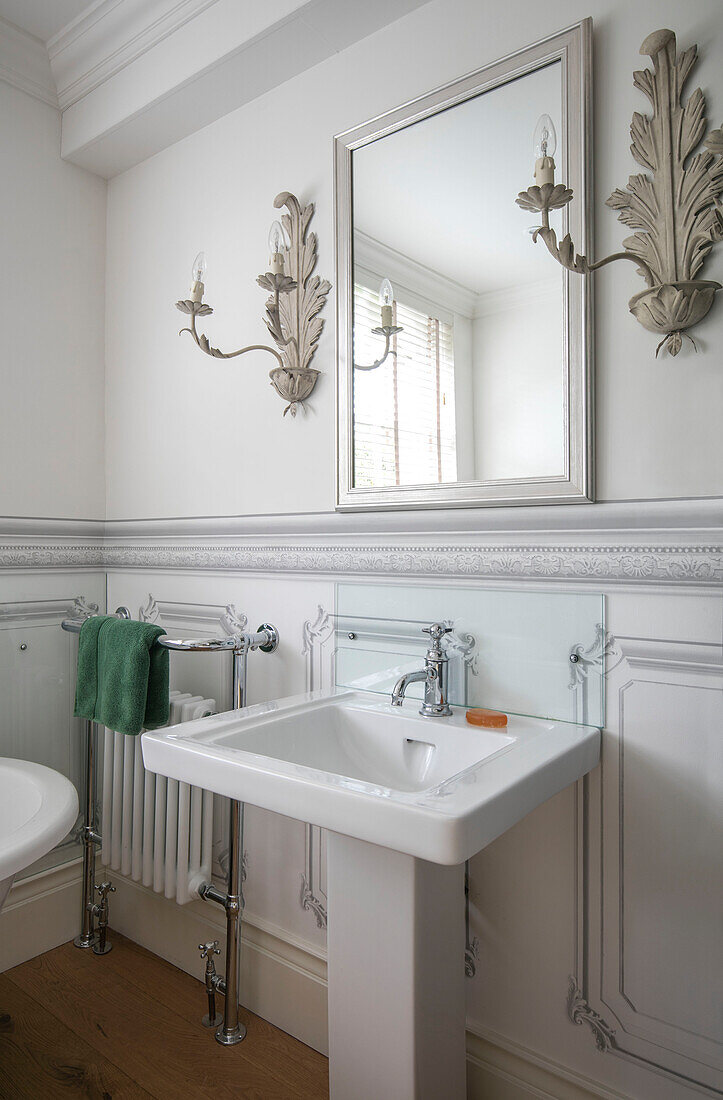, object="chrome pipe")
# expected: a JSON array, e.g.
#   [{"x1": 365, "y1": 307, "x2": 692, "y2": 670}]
[
  {"x1": 233, "y1": 644, "x2": 248, "y2": 711},
  {"x1": 74, "y1": 717, "x2": 97, "y2": 950},
  {"x1": 215, "y1": 798, "x2": 246, "y2": 1046}
]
